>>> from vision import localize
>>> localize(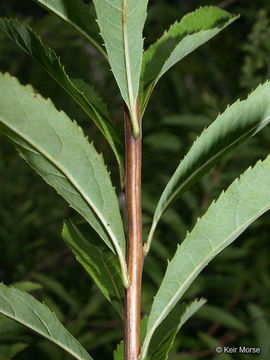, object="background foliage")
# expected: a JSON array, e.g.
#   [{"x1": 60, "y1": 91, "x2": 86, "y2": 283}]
[{"x1": 0, "y1": 0, "x2": 269, "y2": 359}]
